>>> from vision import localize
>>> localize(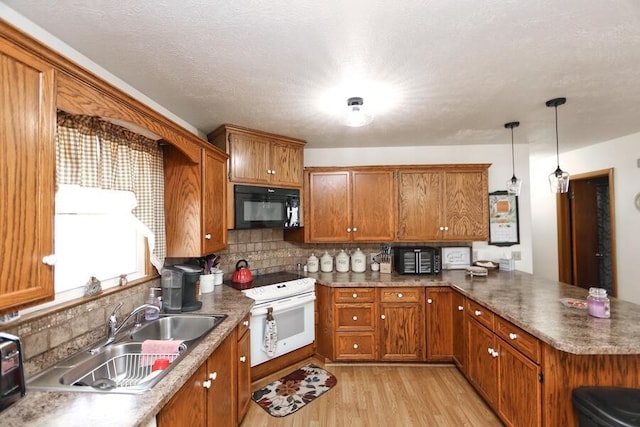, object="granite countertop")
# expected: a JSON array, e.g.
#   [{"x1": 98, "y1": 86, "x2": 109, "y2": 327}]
[
  {"x1": 3, "y1": 285, "x2": 253, "y2": 427},
  {"x1": 308, "y1": 269, "x2": 640, "y2": 356}
]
